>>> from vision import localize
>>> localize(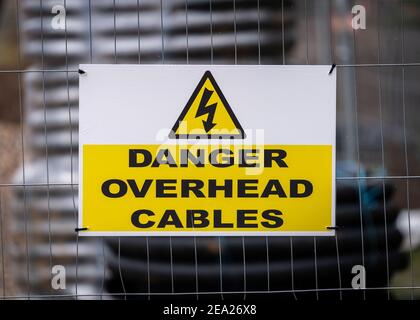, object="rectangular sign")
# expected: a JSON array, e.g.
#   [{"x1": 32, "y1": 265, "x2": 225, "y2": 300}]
[{"x1": 79, "y1": 65, "x2": 336, "y2": 236}]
